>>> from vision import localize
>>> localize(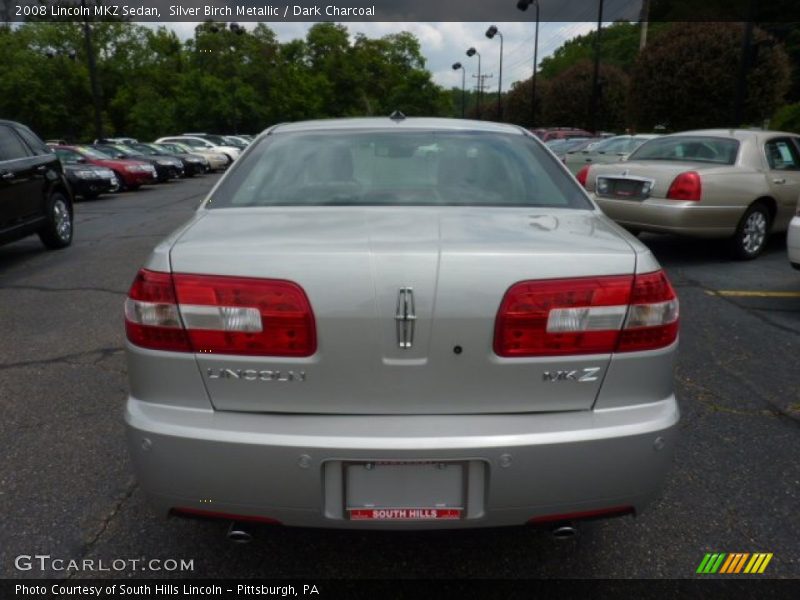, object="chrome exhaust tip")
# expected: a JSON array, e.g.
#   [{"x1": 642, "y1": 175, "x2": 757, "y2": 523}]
[
  {"x1": 550, "y1": 522, "x2": 579, "y2": 540},
  {"x1": 227, "y1": 521, "x2": 254, "y2": 544}
]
